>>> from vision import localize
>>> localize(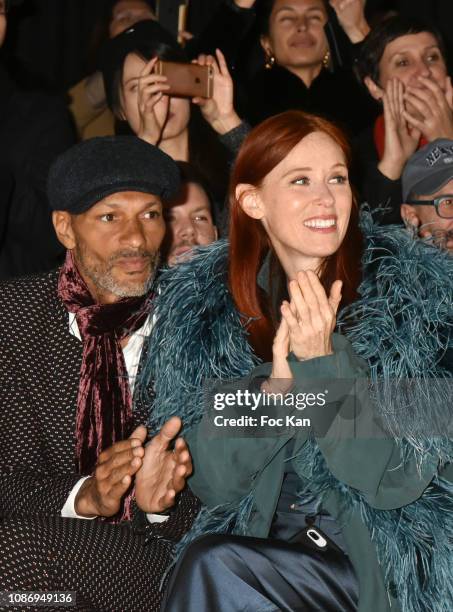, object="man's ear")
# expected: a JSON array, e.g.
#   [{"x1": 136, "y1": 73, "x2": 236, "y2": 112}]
[
  {"x1": 400, "y1": 204, "x2": 420, "y2": 228},
  {"x1": 364, "y1": 76, "x2": 383, "y2": 101},
  {"x1": 235, "y1": 184, "x2": 264, "y2": 220},
  {"x1": 52, "y1": 211, "x2": 77, "y2": 249}
]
